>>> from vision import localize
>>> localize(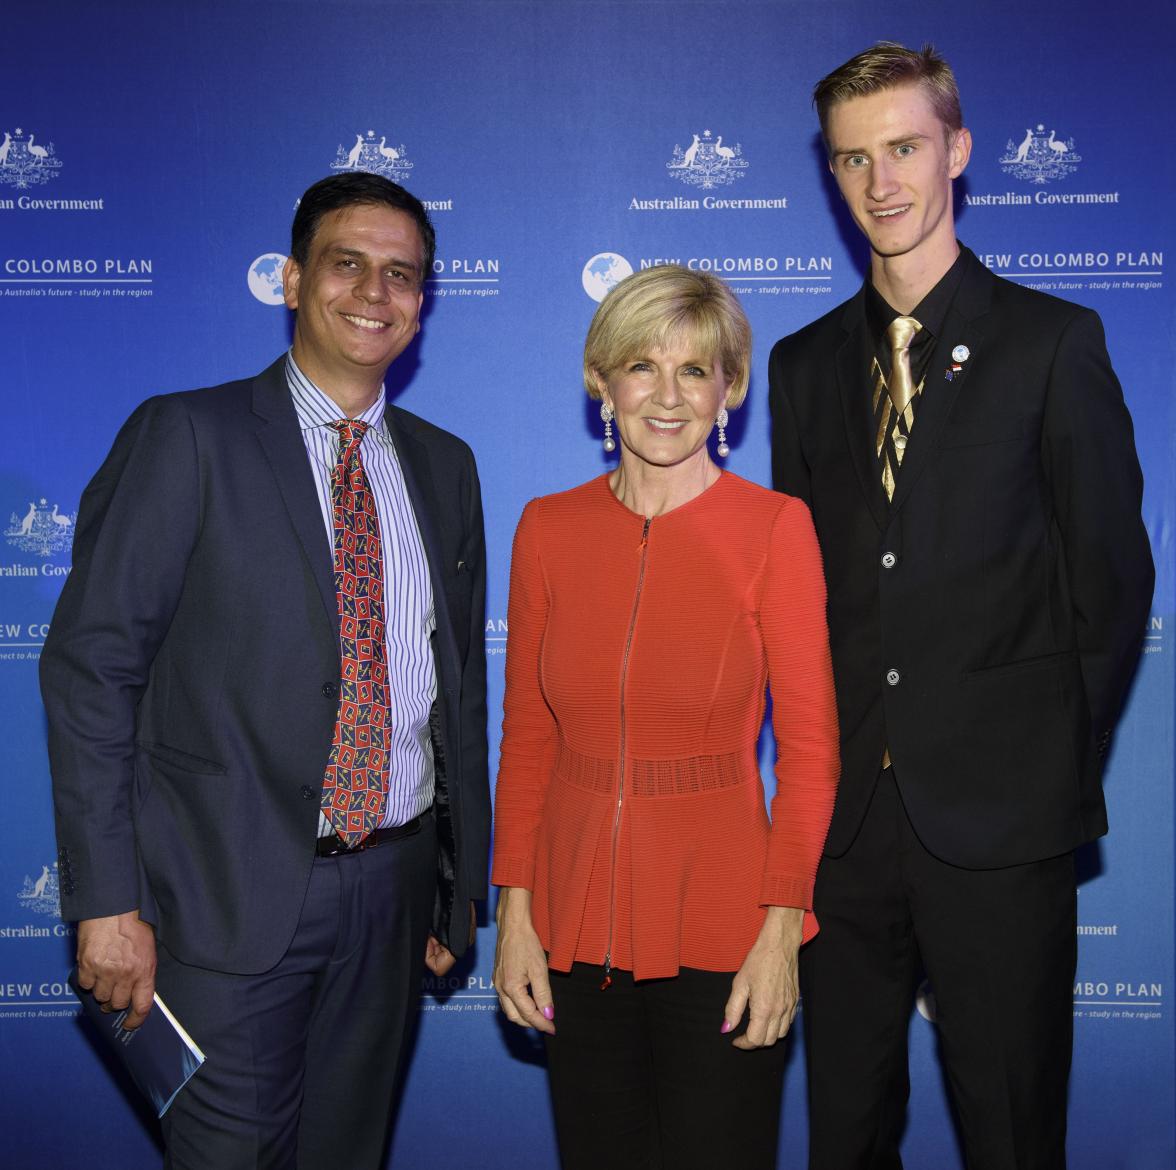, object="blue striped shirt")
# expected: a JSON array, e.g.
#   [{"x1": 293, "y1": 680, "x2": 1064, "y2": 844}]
[{"x1": 285, "y1": 353, "x2": 437, "y2": 832}]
